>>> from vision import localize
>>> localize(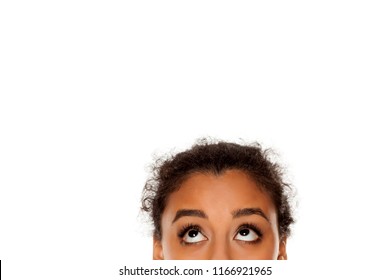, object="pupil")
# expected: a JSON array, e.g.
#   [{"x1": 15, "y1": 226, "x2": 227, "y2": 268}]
[
  {"x1": 240, "y1": 229, "x2": 249, "y2": 236},
  {"x1": 189, "y1": 230, "x2": 198, "y2": 238}
]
